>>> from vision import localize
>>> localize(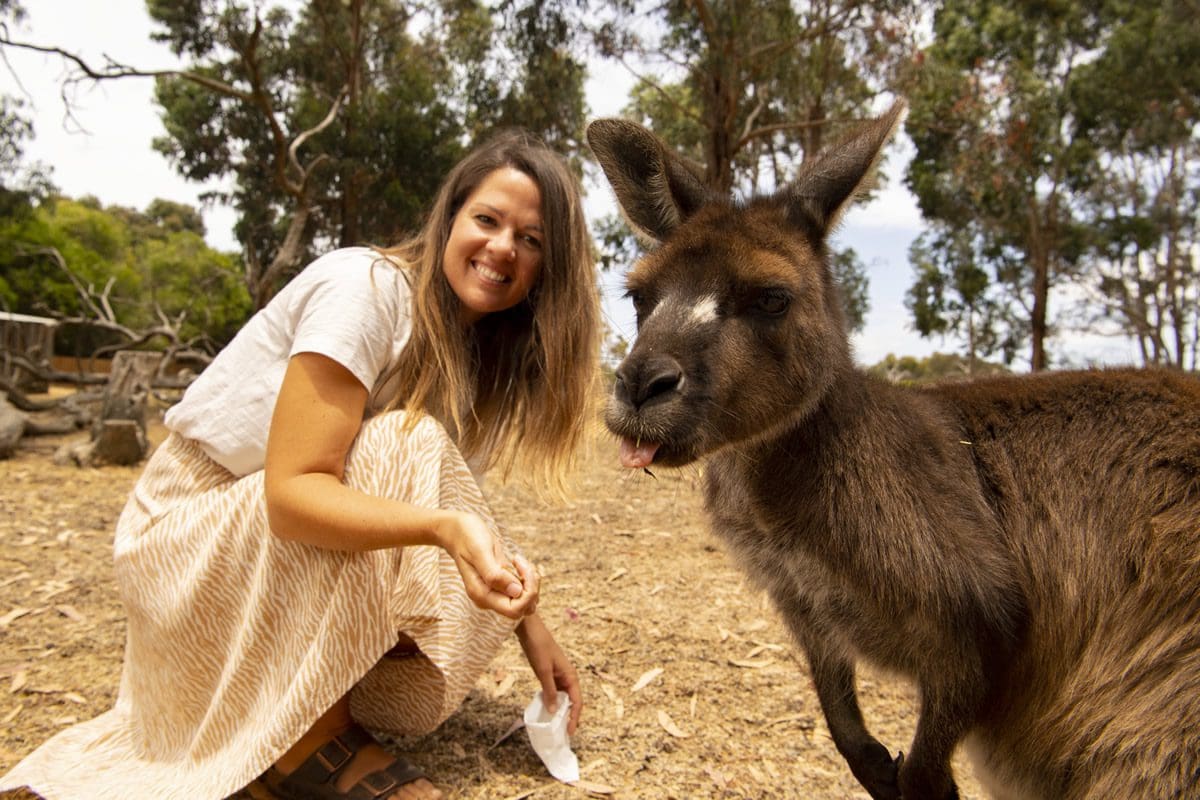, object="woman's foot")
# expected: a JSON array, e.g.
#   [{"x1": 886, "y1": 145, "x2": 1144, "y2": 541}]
[{"x1": 265, "y1": 690, "x2": 444, "y2": 800}]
